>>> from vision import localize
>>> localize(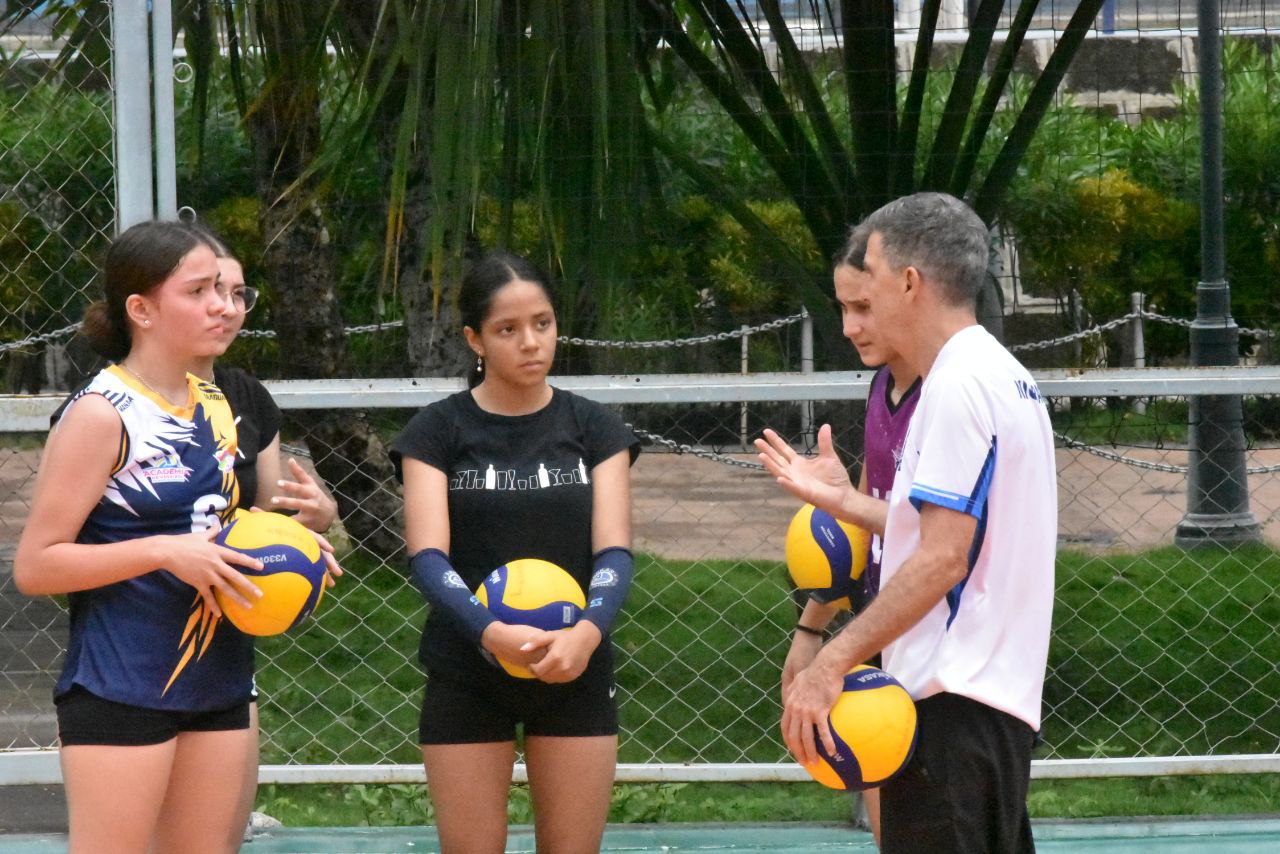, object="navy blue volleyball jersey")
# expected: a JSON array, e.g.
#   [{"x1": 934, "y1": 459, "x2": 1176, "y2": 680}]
[{"x1": 53, "y1": 366, "x2": 255, "y2": 711}]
